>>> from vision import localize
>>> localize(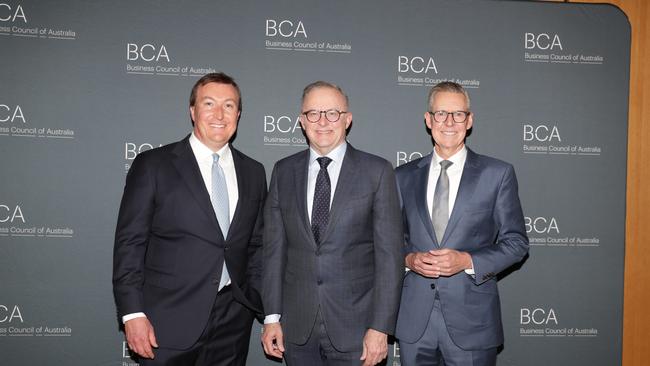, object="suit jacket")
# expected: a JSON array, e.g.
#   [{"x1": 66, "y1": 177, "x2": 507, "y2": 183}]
[
  {"x1": 263, "y1": 144, "x2": 403, "y2": 352},
  {"x1": 113, "y1": 135, "x2": 266, "y2": 350},
  {"x1": 394, "y1": 148, "x2": 529, "y2": 350}
]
